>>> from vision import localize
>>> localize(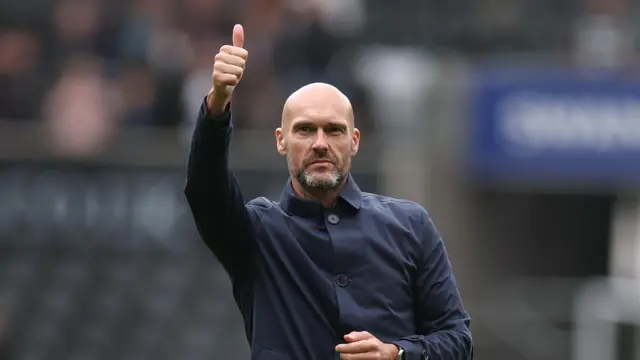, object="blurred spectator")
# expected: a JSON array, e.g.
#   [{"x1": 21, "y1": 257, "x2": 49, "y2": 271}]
[
  {"x1": 118, "y1": 0, "x2": 175, "y2": 62},
  {"x1": 467, "y1": 0, "x2": 528, "y2": 54},
  {"x1": 273, "y1": 2, "x2": 346, "y2": 94},
  {"x1": 120, "y1": 0, "x2": 191, "y2": 128},
  {"x1": 42, "y1": 54, "x2": 120, "y2": 156},
  {"x1": 572, "y1": 0, "x2": 634, "y2": 69},
  {"x1": 0, "y1": 28, "x2": 47, "y2": 120},
  {"x1": 51, "y1": 0, "x2": 105, "y2": 60},
  {"x1": 116, "y1": 59, "x2": 156, "y2": 125}
]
